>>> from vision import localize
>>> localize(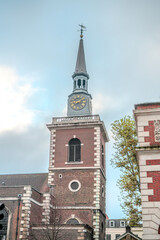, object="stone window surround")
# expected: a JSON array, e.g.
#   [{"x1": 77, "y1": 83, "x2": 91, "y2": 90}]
[{"x1": 68, "y1": 179, "x2": 81, "y2": 192}]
